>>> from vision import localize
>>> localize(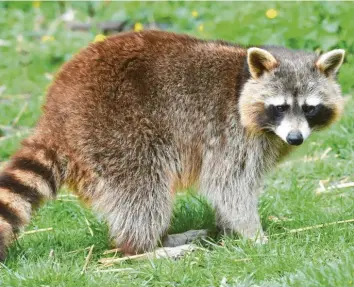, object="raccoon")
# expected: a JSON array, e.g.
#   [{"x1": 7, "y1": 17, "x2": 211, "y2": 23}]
[{"x1": 0, "y1": 31, "x2": 345, "y2": 260}]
